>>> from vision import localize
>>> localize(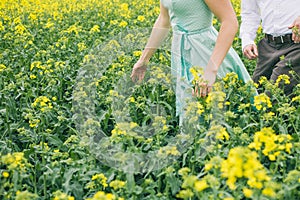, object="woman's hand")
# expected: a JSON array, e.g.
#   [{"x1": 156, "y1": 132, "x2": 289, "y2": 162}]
[
  {"x1": 193, "y1": 69, "x2": 217, "y2": 97},
  {"x1": 130, "y1": 60, "x2": 148, "y2": 82}
]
